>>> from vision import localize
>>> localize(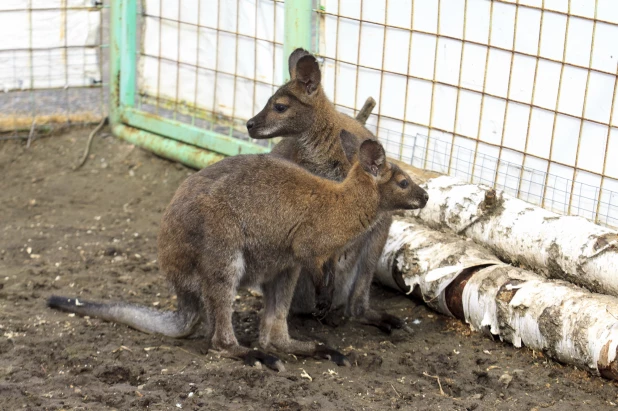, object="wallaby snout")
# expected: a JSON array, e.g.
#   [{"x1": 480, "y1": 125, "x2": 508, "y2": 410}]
[
  {"x1": 247, "y1": 98, "x2": 316, "y2": 140},
  {"x1": 421, "y1": 191, "x2": 430, "y2": 207},
  {"x1": 397, "y1": 175, "x2": 428, "y2": 210},
  {"x1": 355, "y1": 137, "x2": 429, "y2": 212},
  {"x1": 246, "y1": 108, "x2": 282, "y2": 140},
  {"x1": 410, "y1": 186, "x2": 429, "y2": 210},
  {"x1": 246, "y1": 113, "x2": 263, "y2": 138},
  {"x1": 400, "y1": 177, "x2": 429, "y2": 210},
  {"x1": 373, "y1": 159, "x2": 429, "y2": 212}
]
